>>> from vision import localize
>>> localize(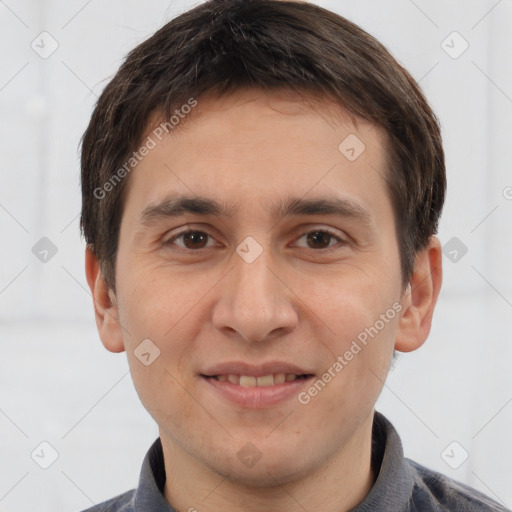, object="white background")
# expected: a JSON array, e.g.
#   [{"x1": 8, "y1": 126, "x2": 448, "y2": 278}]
[{"x1": 1, "y1": 0, "x2": 511, "y2": 510}]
